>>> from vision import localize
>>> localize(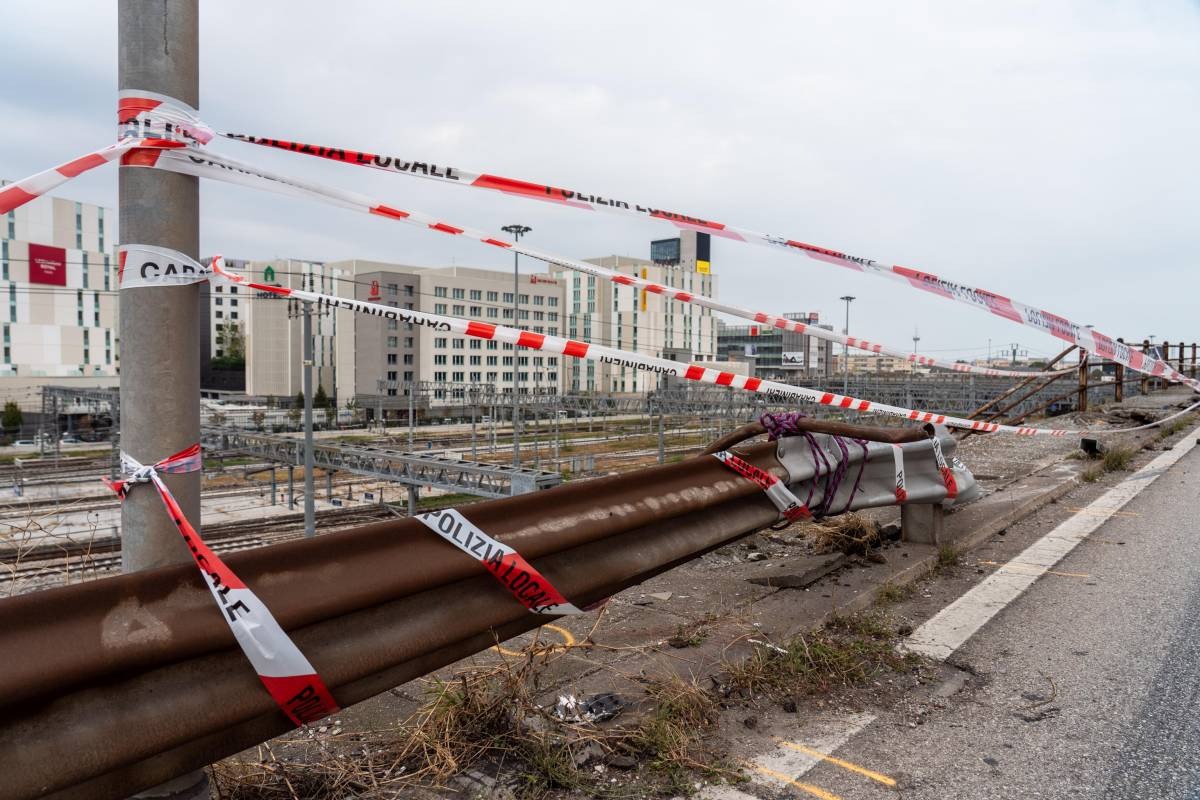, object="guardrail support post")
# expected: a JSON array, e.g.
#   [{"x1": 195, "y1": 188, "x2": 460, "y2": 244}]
[{"x1": 901, "y1": 503, "x2": 945, "y2": 545}]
